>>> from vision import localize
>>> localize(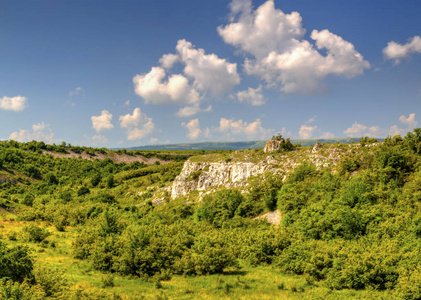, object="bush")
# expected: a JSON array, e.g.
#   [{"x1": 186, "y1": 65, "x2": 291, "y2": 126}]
[
  {"x1": 77, "y1": 186, "x2": 90, "y2": 196},
  {"x1": 0, "y1": 241, "x2": 33, "y2": 282},
  {"x1": 45, "y1": 172, "x2": 58, "y2": 185},
  {"x1": 23, "y1": 225, "x2": 51, "y2": 243},
  {"x1": 195, "y1": 189, "x2": 244, "y2": 227}
]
